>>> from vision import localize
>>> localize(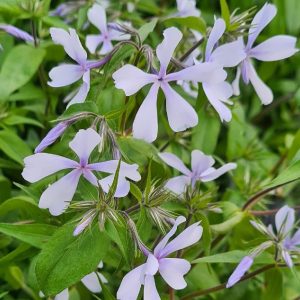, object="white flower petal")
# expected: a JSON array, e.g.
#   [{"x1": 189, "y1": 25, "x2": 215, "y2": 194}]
[
  {"x1": 39, "y1": 169, "x2": 82, "y2": 216},
  {"x1": 69, "y1": 128, "x2": 101, "y2": 164},
  {"x1": 161, "y1": 83, "x2": 198, "y2": 132},
  {"x1": 81, "y1": 272, "x2": 102, "y2": 293},
  {"x1": 88, "y1": 4, "x2": 107, "y2": 34},
  {"x1": 200, "y1": 163, "x2": 237, "y2": 181},
  {"x1": 205, "y1": 18, "x2": 225, "y2": 59},
  {"x1": 54, "y1": 289, "x2": 69, "y2": 300},
  {"x1": 247, "y1": 3, "x2": 277, "y2": 49},
  {"x1": 143, "y1": 275, "x2": 160, "y2": 300},
  {"x1": 191, "y1": 150, "x2": 215, "y2": 175},
  {"x1": 112, "y1": 65, "x2": 156, "y2": 96},
  {"x1": 165, "y1": 175, "x2": 191, "y2": 195},
  {"x1": 22, "y1": 153, "x2": 78, "y2": 183},
  {"x1": 48, "y1": 64, "x2": 84, "y2": 87},
  {"x1": 156, "y1": 27, "x2": 182, "y2": 75},
  {"x1": 158, "y1": 152, "x2": 191, "y2": 175},
  {"x1": 133, "y1": 83, "x2": 160, "y2": 142},
  {"x1": 232, "y1": 66, "x2": 241, "y2": 96},
  {"x1": 99, "y1": 39, "x2": 113, "y2": 55},
  {"x1": 249, "y1": 35, "x2": 298, "y2": 61},
  {"x1": 248, "y1": 61, "x2": 273, "y2": 105},
  {"x1": 159, "y1": 258, "x2": 191, "y2": 289},
  {"x1": 86, "y1": 34, "x2": 103, "y2": 54},
  {"x1": 275, "y1": 205, "x2": 295, "y2": 236}
]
